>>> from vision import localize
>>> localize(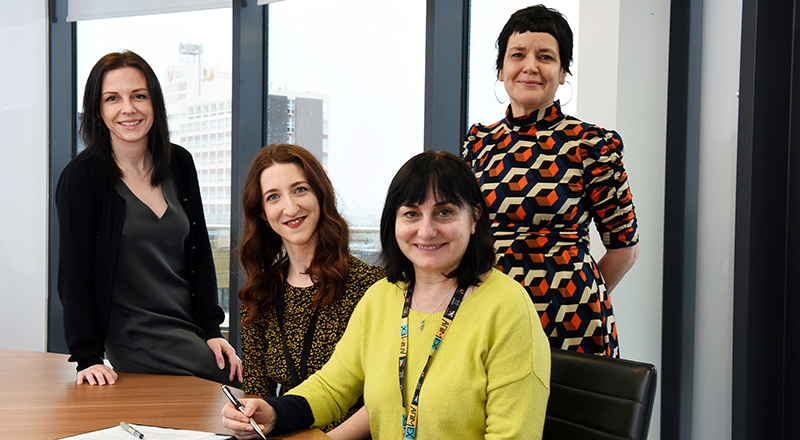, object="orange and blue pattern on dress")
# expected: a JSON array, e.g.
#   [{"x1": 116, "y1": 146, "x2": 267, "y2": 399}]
[{"x1": 463, "y1": 101, "x2": 638, "y2": 357}]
